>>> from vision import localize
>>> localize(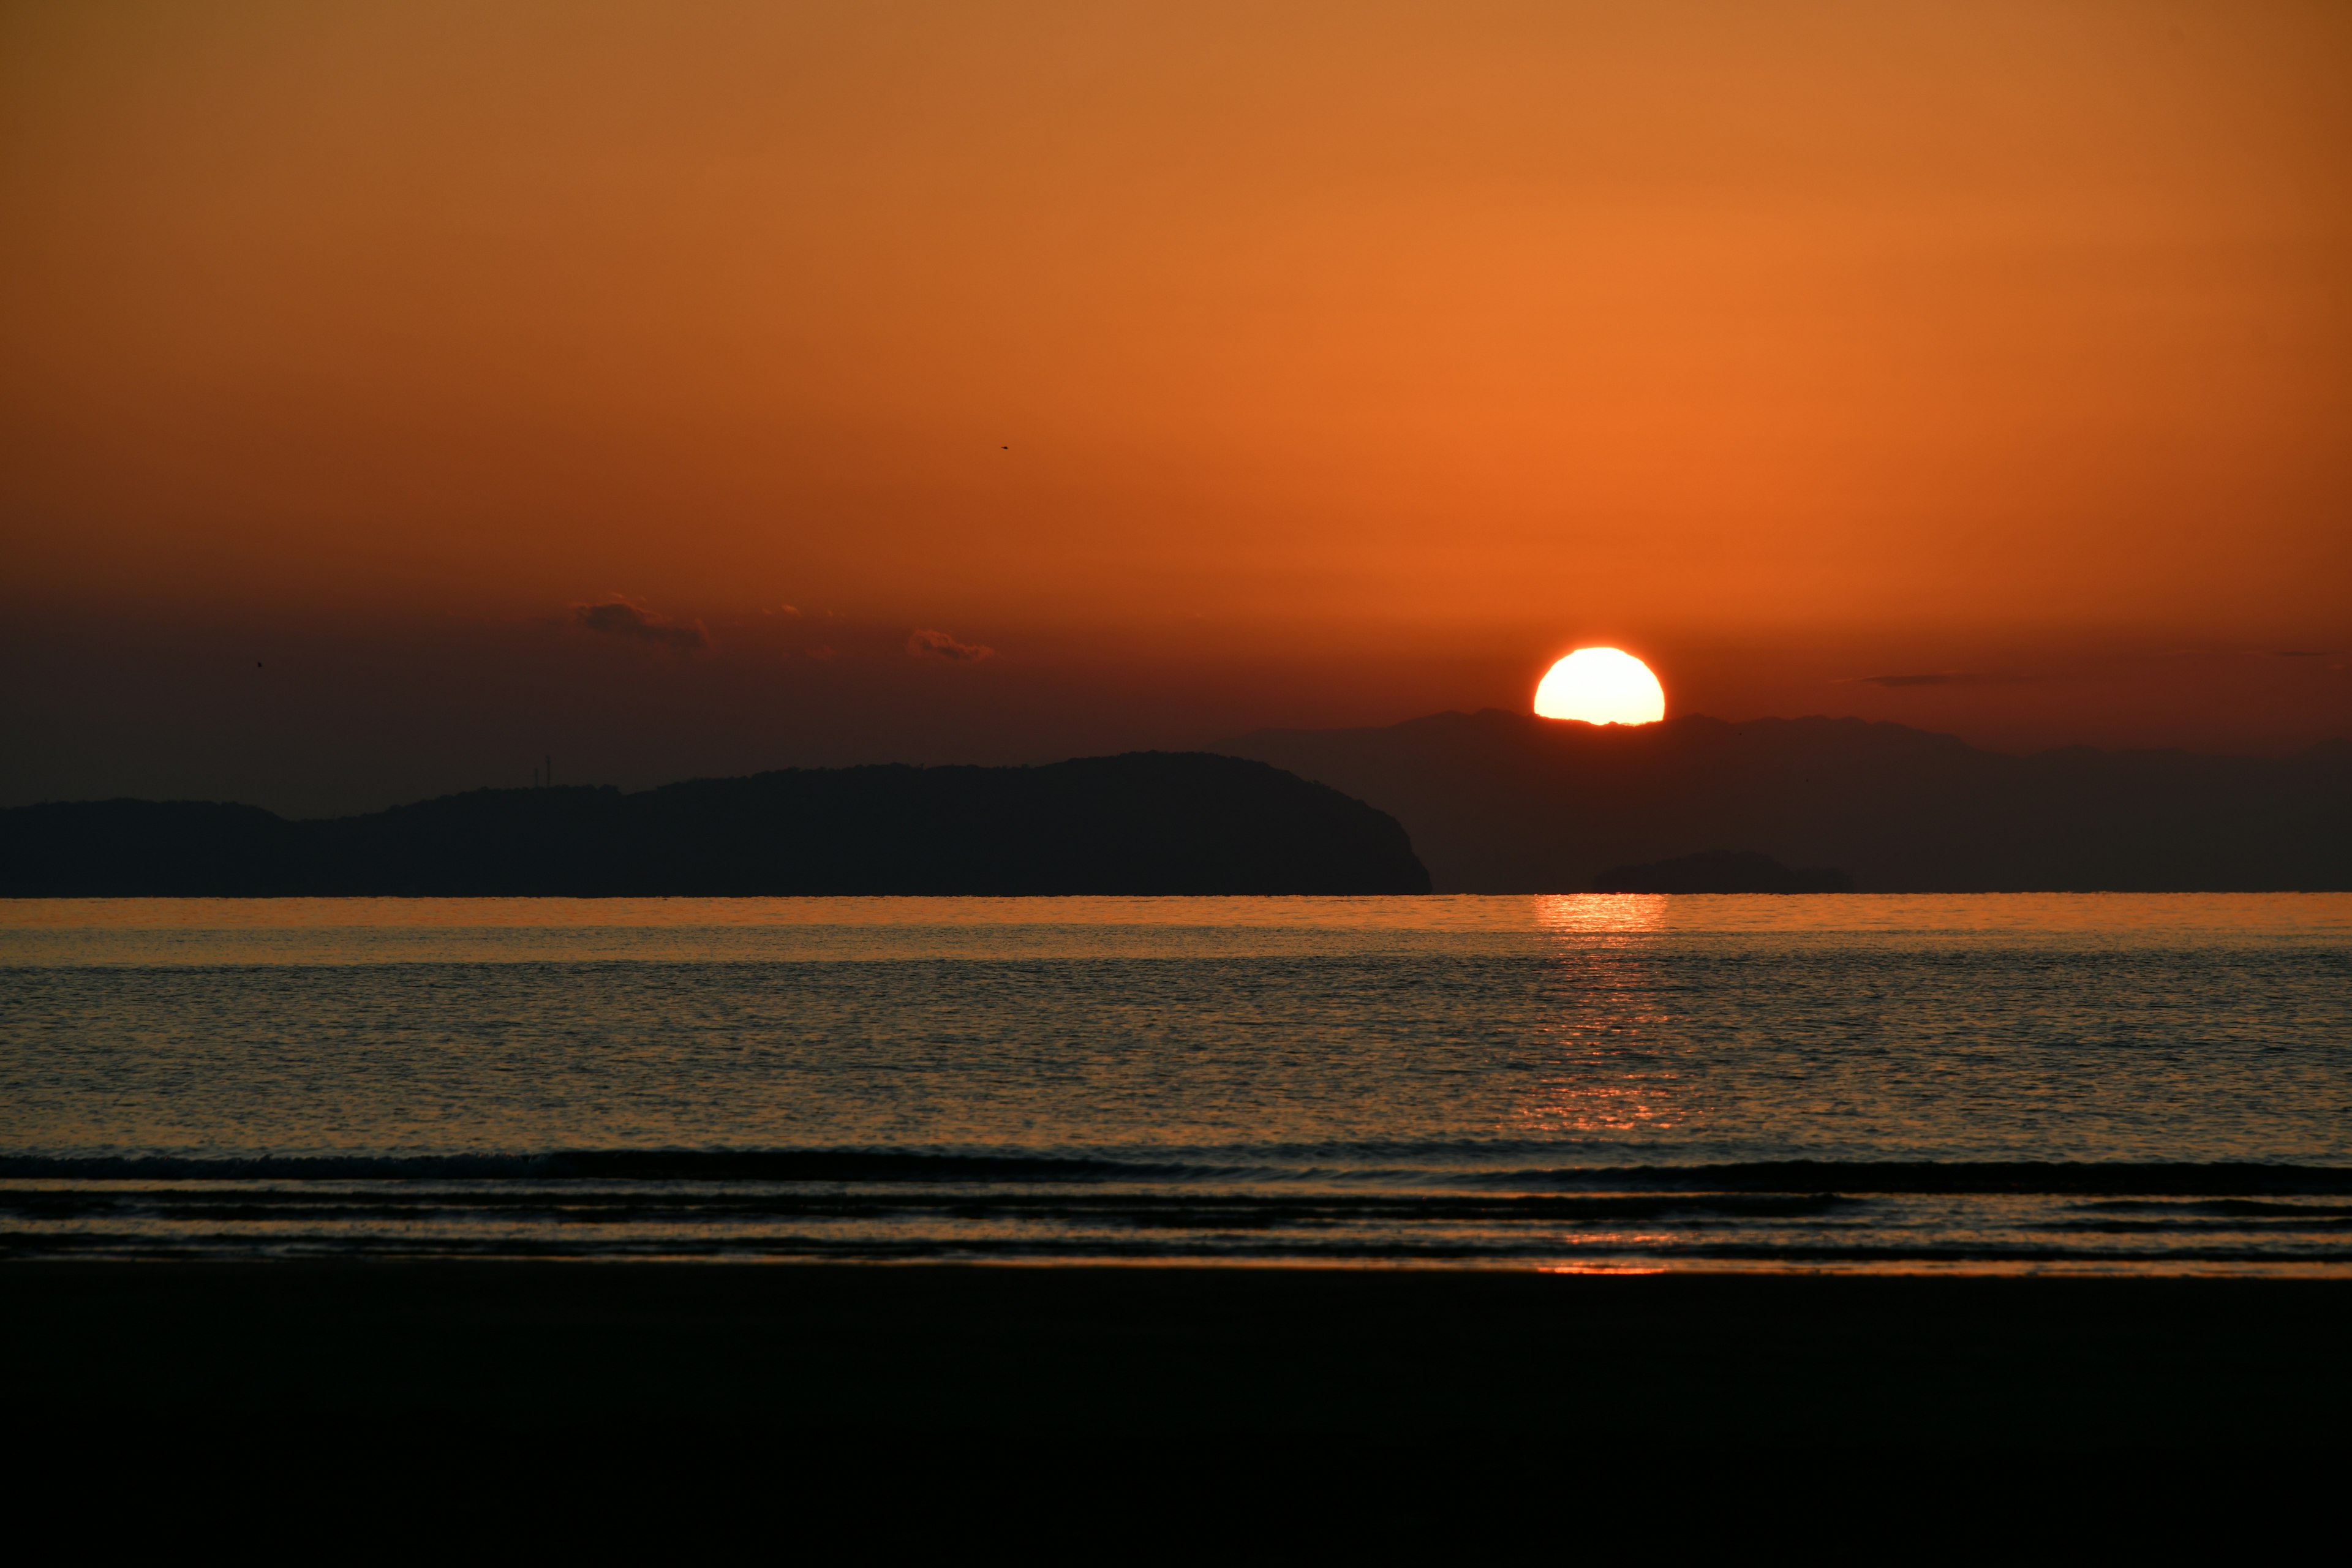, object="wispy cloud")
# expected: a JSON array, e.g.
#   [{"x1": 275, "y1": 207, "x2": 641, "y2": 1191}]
[
  {"x1": 573, "y1": 597, "x2": 709, "y2": 653},
  {"x1": 907, "y1": 628, "x2": 993, "y2": 663}
]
